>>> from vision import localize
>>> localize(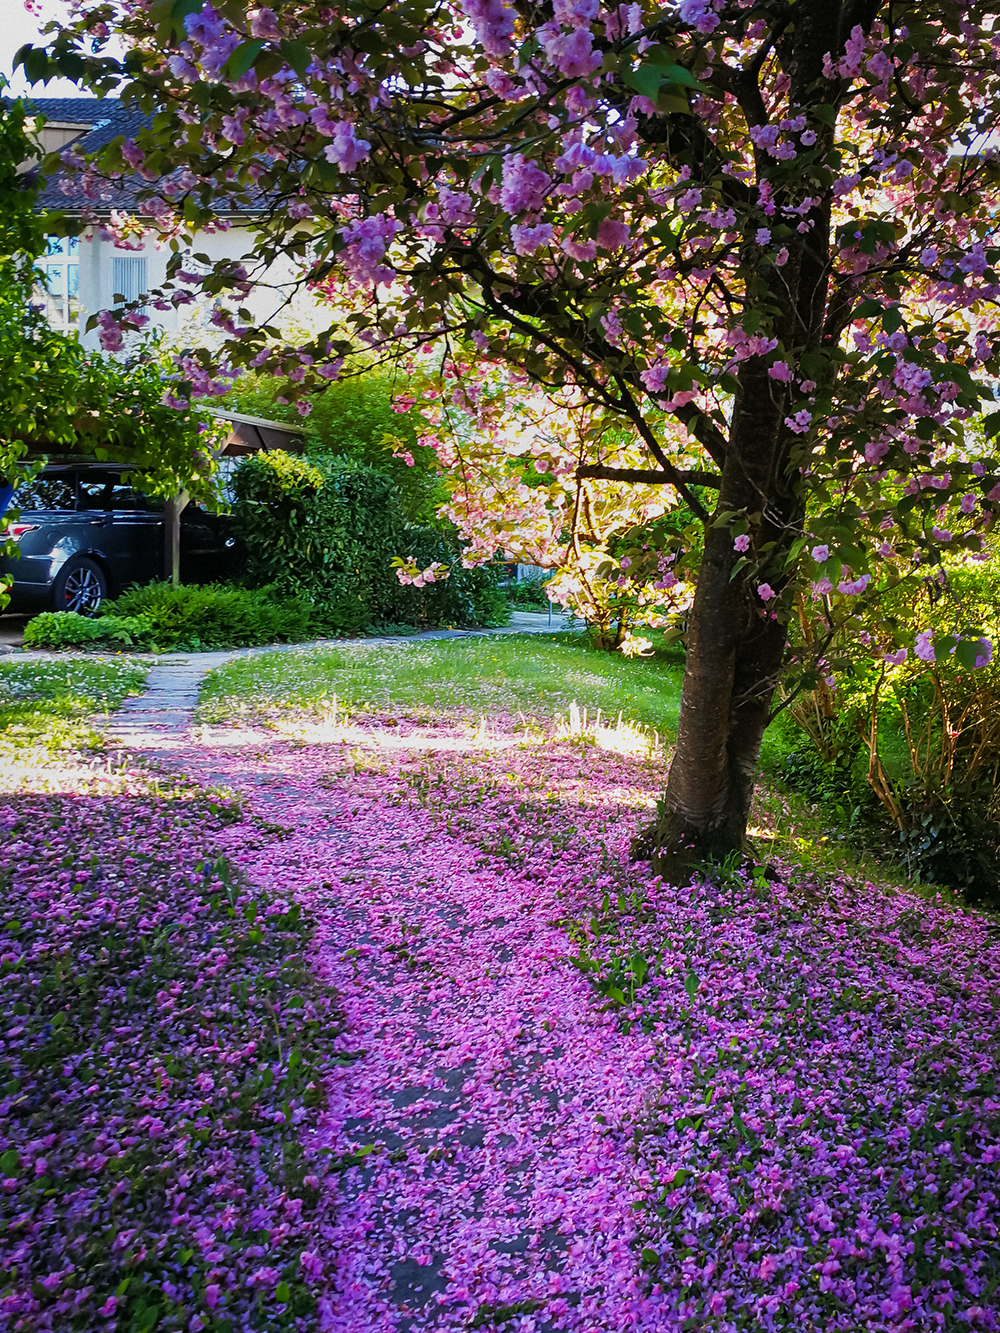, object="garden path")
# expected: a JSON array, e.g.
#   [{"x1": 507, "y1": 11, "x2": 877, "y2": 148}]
[{"x1": 93, "y1": 611, "x2": 569, "y2": 753}]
